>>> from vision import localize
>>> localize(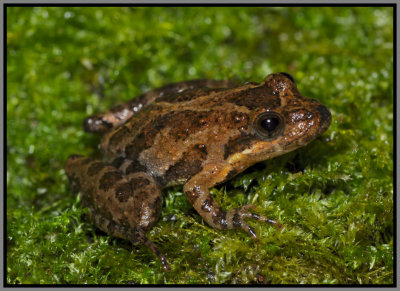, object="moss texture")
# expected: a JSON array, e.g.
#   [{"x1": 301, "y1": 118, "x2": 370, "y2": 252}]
[{"x1": 7, "y1": 6, "x2": 394, "y2": 284}]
